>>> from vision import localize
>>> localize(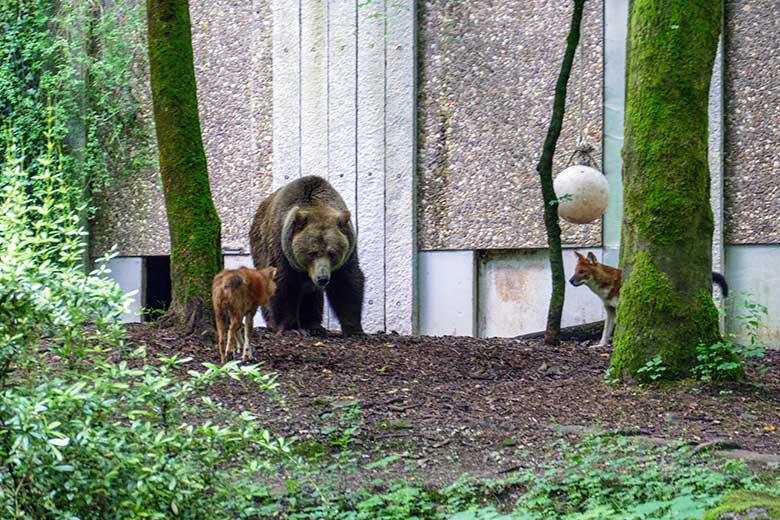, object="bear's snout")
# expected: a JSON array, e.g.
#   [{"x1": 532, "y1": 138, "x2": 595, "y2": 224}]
[{"x1": 309, "y1": 257, "x2": 332, "y2": 289}]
